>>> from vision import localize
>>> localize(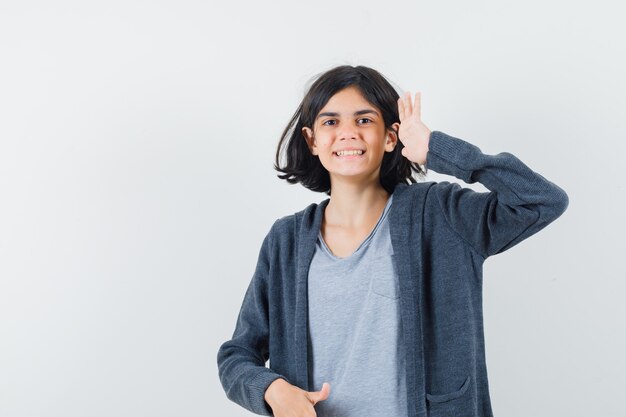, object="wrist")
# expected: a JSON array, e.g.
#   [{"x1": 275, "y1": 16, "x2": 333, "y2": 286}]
[{"x1": 264, "y1": 377, "x2": 288, "y2": 405}]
